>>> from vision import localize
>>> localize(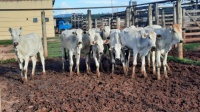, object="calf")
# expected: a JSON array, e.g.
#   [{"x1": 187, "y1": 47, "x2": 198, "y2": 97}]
[
  {"x1": 61, "y1": 29, "x2": 83, "y2": 77},
  {"x1": 154, "y1": 24, "x2": 183, "y2": 80},
  {"x1": 120, "y1": 28, "x2": 156, "y2": 78},
  {"x1": 9, "y1": 27, "x2": 45, "y2": 82},
  {"x1": 92, "y1": 33, "x2": 108, "y2": 77},
  {"x1": 81, "y1": 29, "x2": 95, "y2": 73},
  {"x1": 109, "y1": 29, "x2": 127, "y2": 75}
]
